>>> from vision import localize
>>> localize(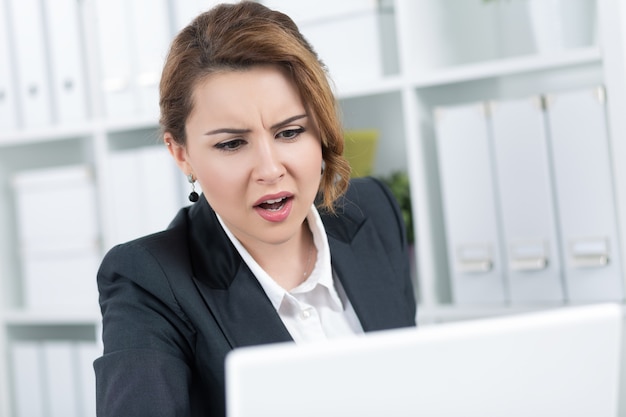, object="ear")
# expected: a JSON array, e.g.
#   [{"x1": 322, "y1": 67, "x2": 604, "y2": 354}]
[{"x1": 164, "y1": 132, "x2": 191, "y2": 175}]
